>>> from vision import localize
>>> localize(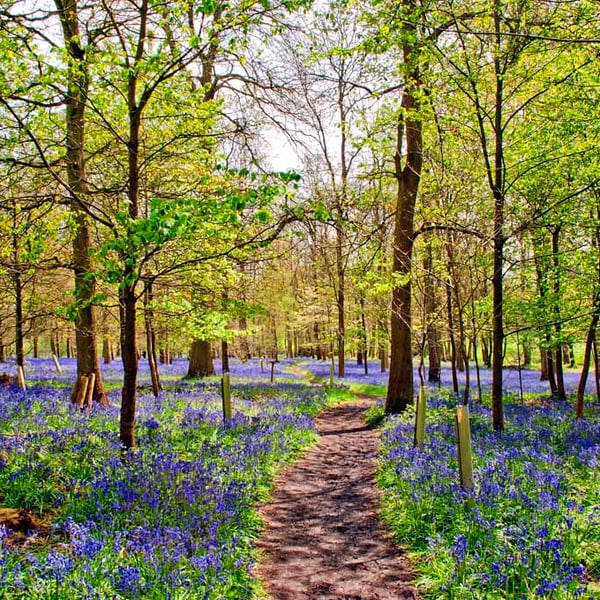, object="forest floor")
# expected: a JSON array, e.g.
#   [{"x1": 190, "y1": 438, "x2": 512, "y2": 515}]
[{"x1": 256, "y1": 395, "x2": 419, "y2": 600}]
